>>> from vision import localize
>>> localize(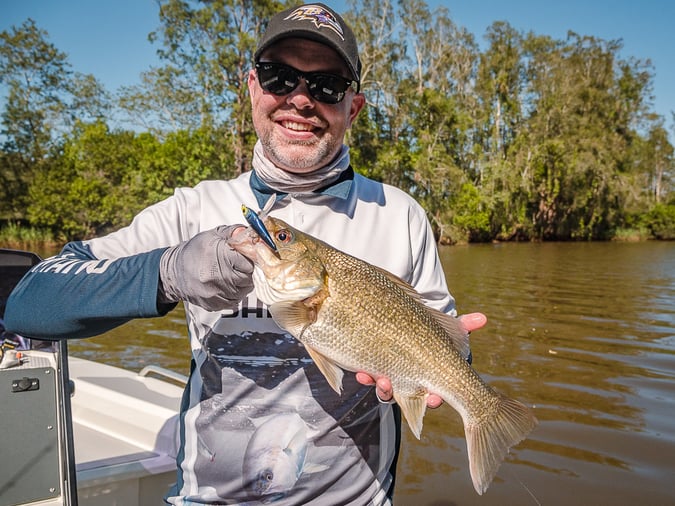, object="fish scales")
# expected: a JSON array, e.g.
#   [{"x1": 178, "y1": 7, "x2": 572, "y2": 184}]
[
  {"x1": 300, "y1": 242, "x2": 494, "y2": 415},
  {"x1": 229, "y1": 214, "x2": 538, "y2": 495},
  {"x1": 316, "y1": 246, "x2": 471, "y2": 391}
]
